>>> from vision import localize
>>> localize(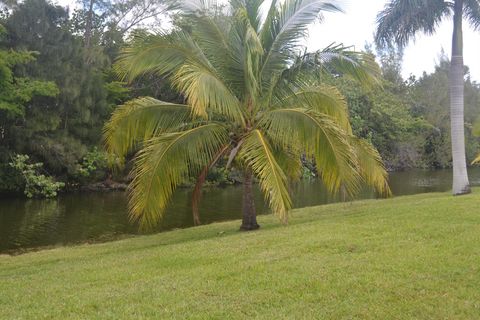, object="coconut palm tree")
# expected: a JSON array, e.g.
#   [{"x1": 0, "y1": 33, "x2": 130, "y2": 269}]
[
  {"x1": 375, "y1": 0, "x2": 480, "y2": 195},
  {"x1": 104, "y1": 0, "x2": 390, "y2": 231}
]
